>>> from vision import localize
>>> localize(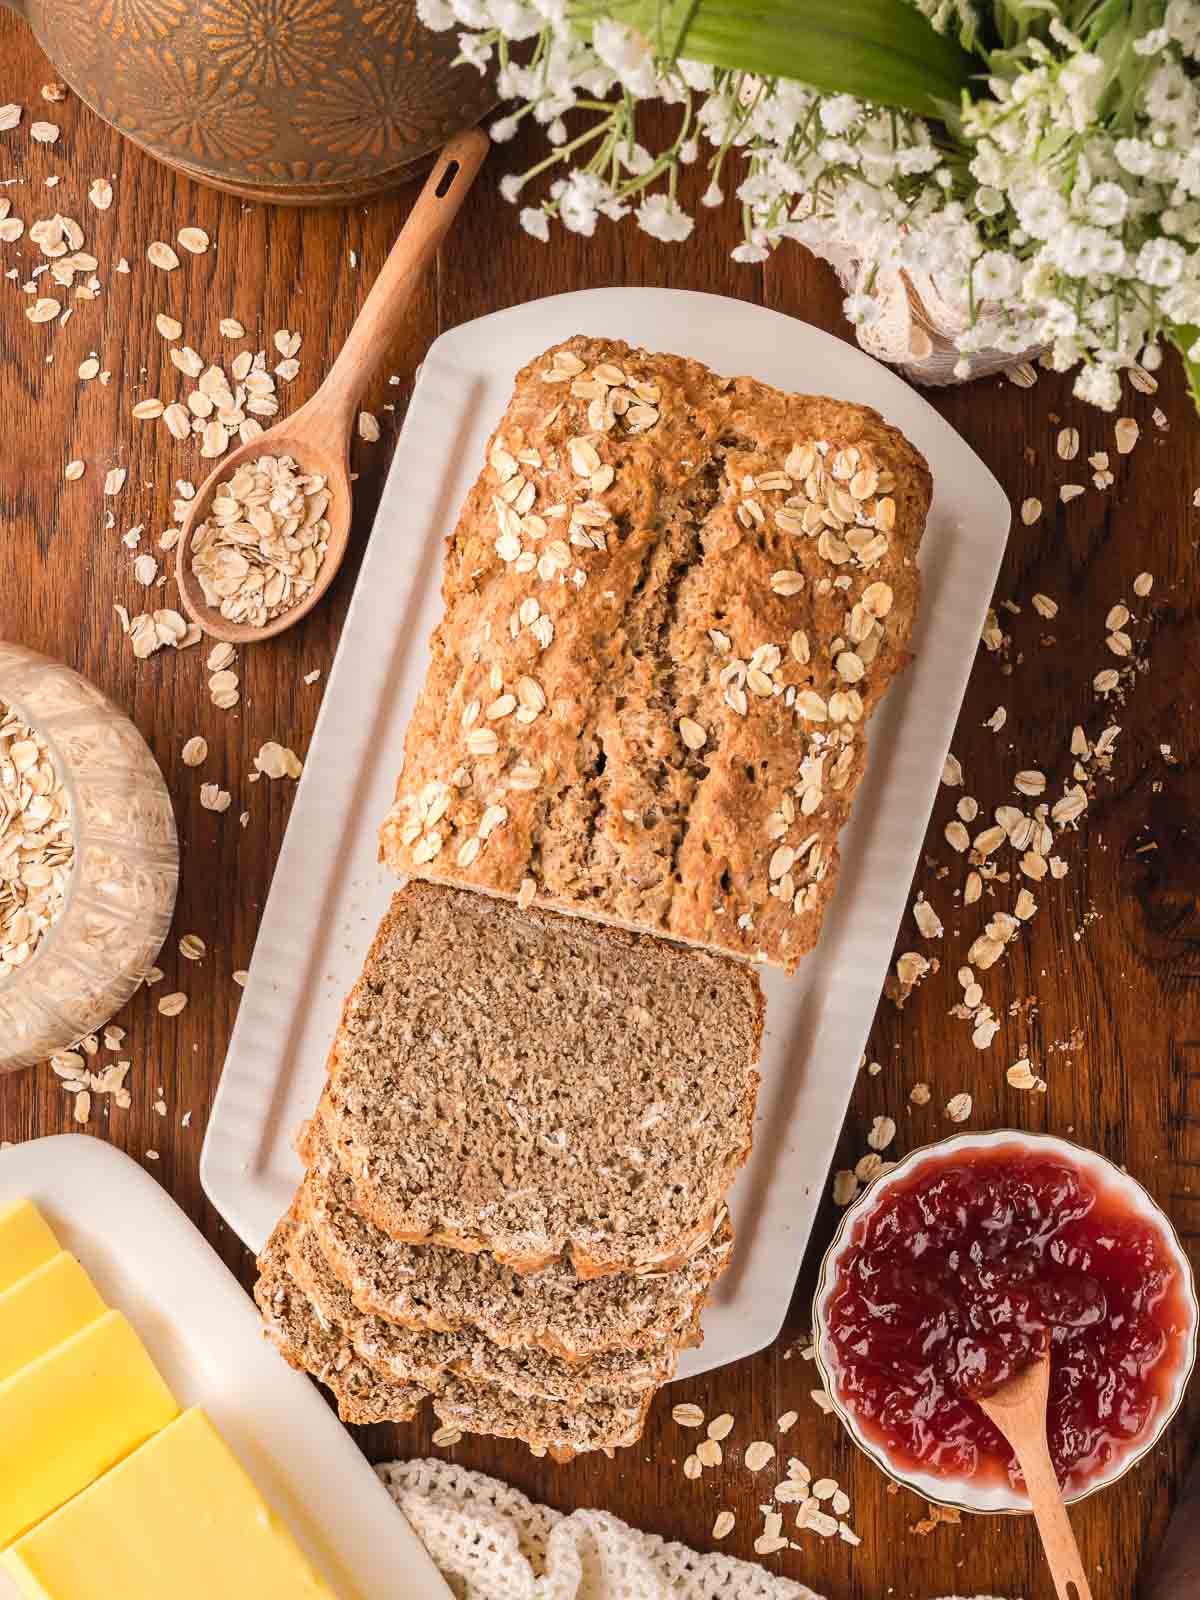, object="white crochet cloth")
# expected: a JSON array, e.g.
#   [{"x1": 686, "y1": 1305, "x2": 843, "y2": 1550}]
[{"x1": 379, "y1": 1459, "x2": 1012, "y2": 1600}]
